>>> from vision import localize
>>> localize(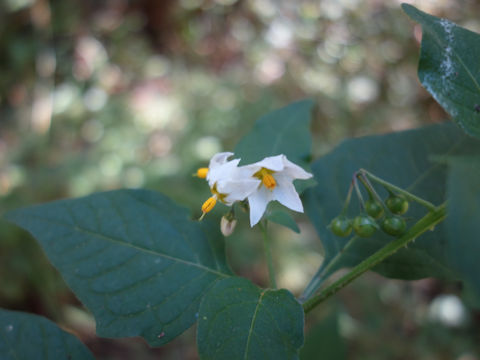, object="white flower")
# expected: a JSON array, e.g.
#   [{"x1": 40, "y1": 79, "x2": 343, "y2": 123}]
[
  {"x1": 243, "y1": 154, "x2": 313, "y2": 226},
  {"x1": 200, "y1": 152, "x2": 260, "y2": 216}
]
